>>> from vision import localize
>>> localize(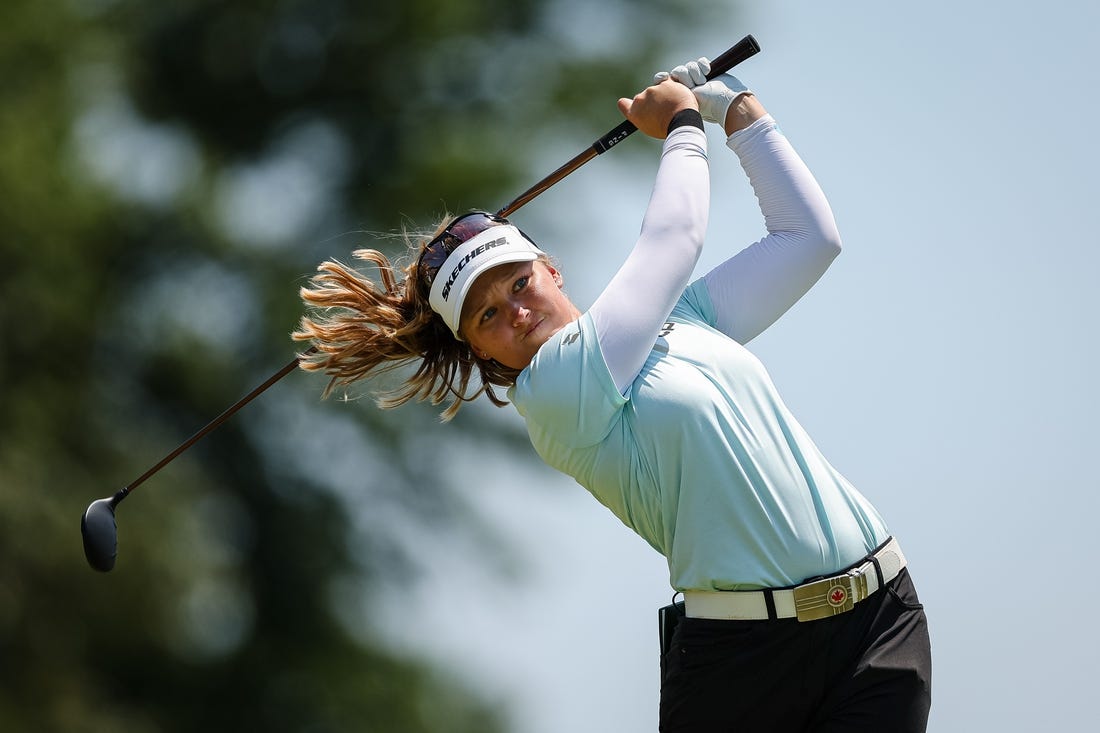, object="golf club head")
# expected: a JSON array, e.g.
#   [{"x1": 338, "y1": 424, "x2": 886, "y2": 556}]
[{"x1": 81, "y1": 489, "x2": 128, "y2": 572}]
